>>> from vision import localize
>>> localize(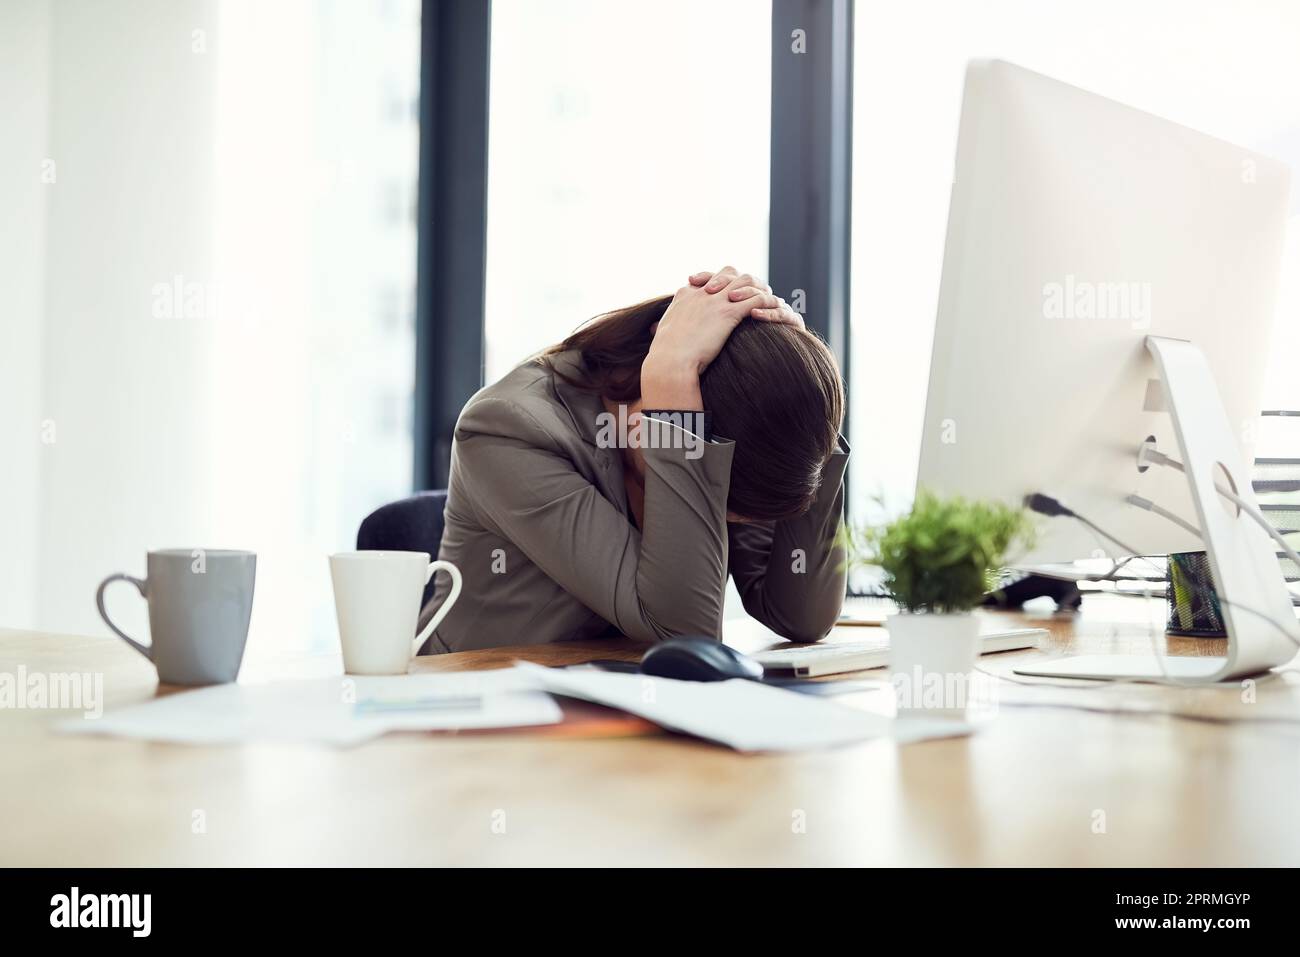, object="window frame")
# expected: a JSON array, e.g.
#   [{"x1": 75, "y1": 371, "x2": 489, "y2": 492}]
[{"x1": 414, "y1": 0, "x2": 853, "y2": 491}]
